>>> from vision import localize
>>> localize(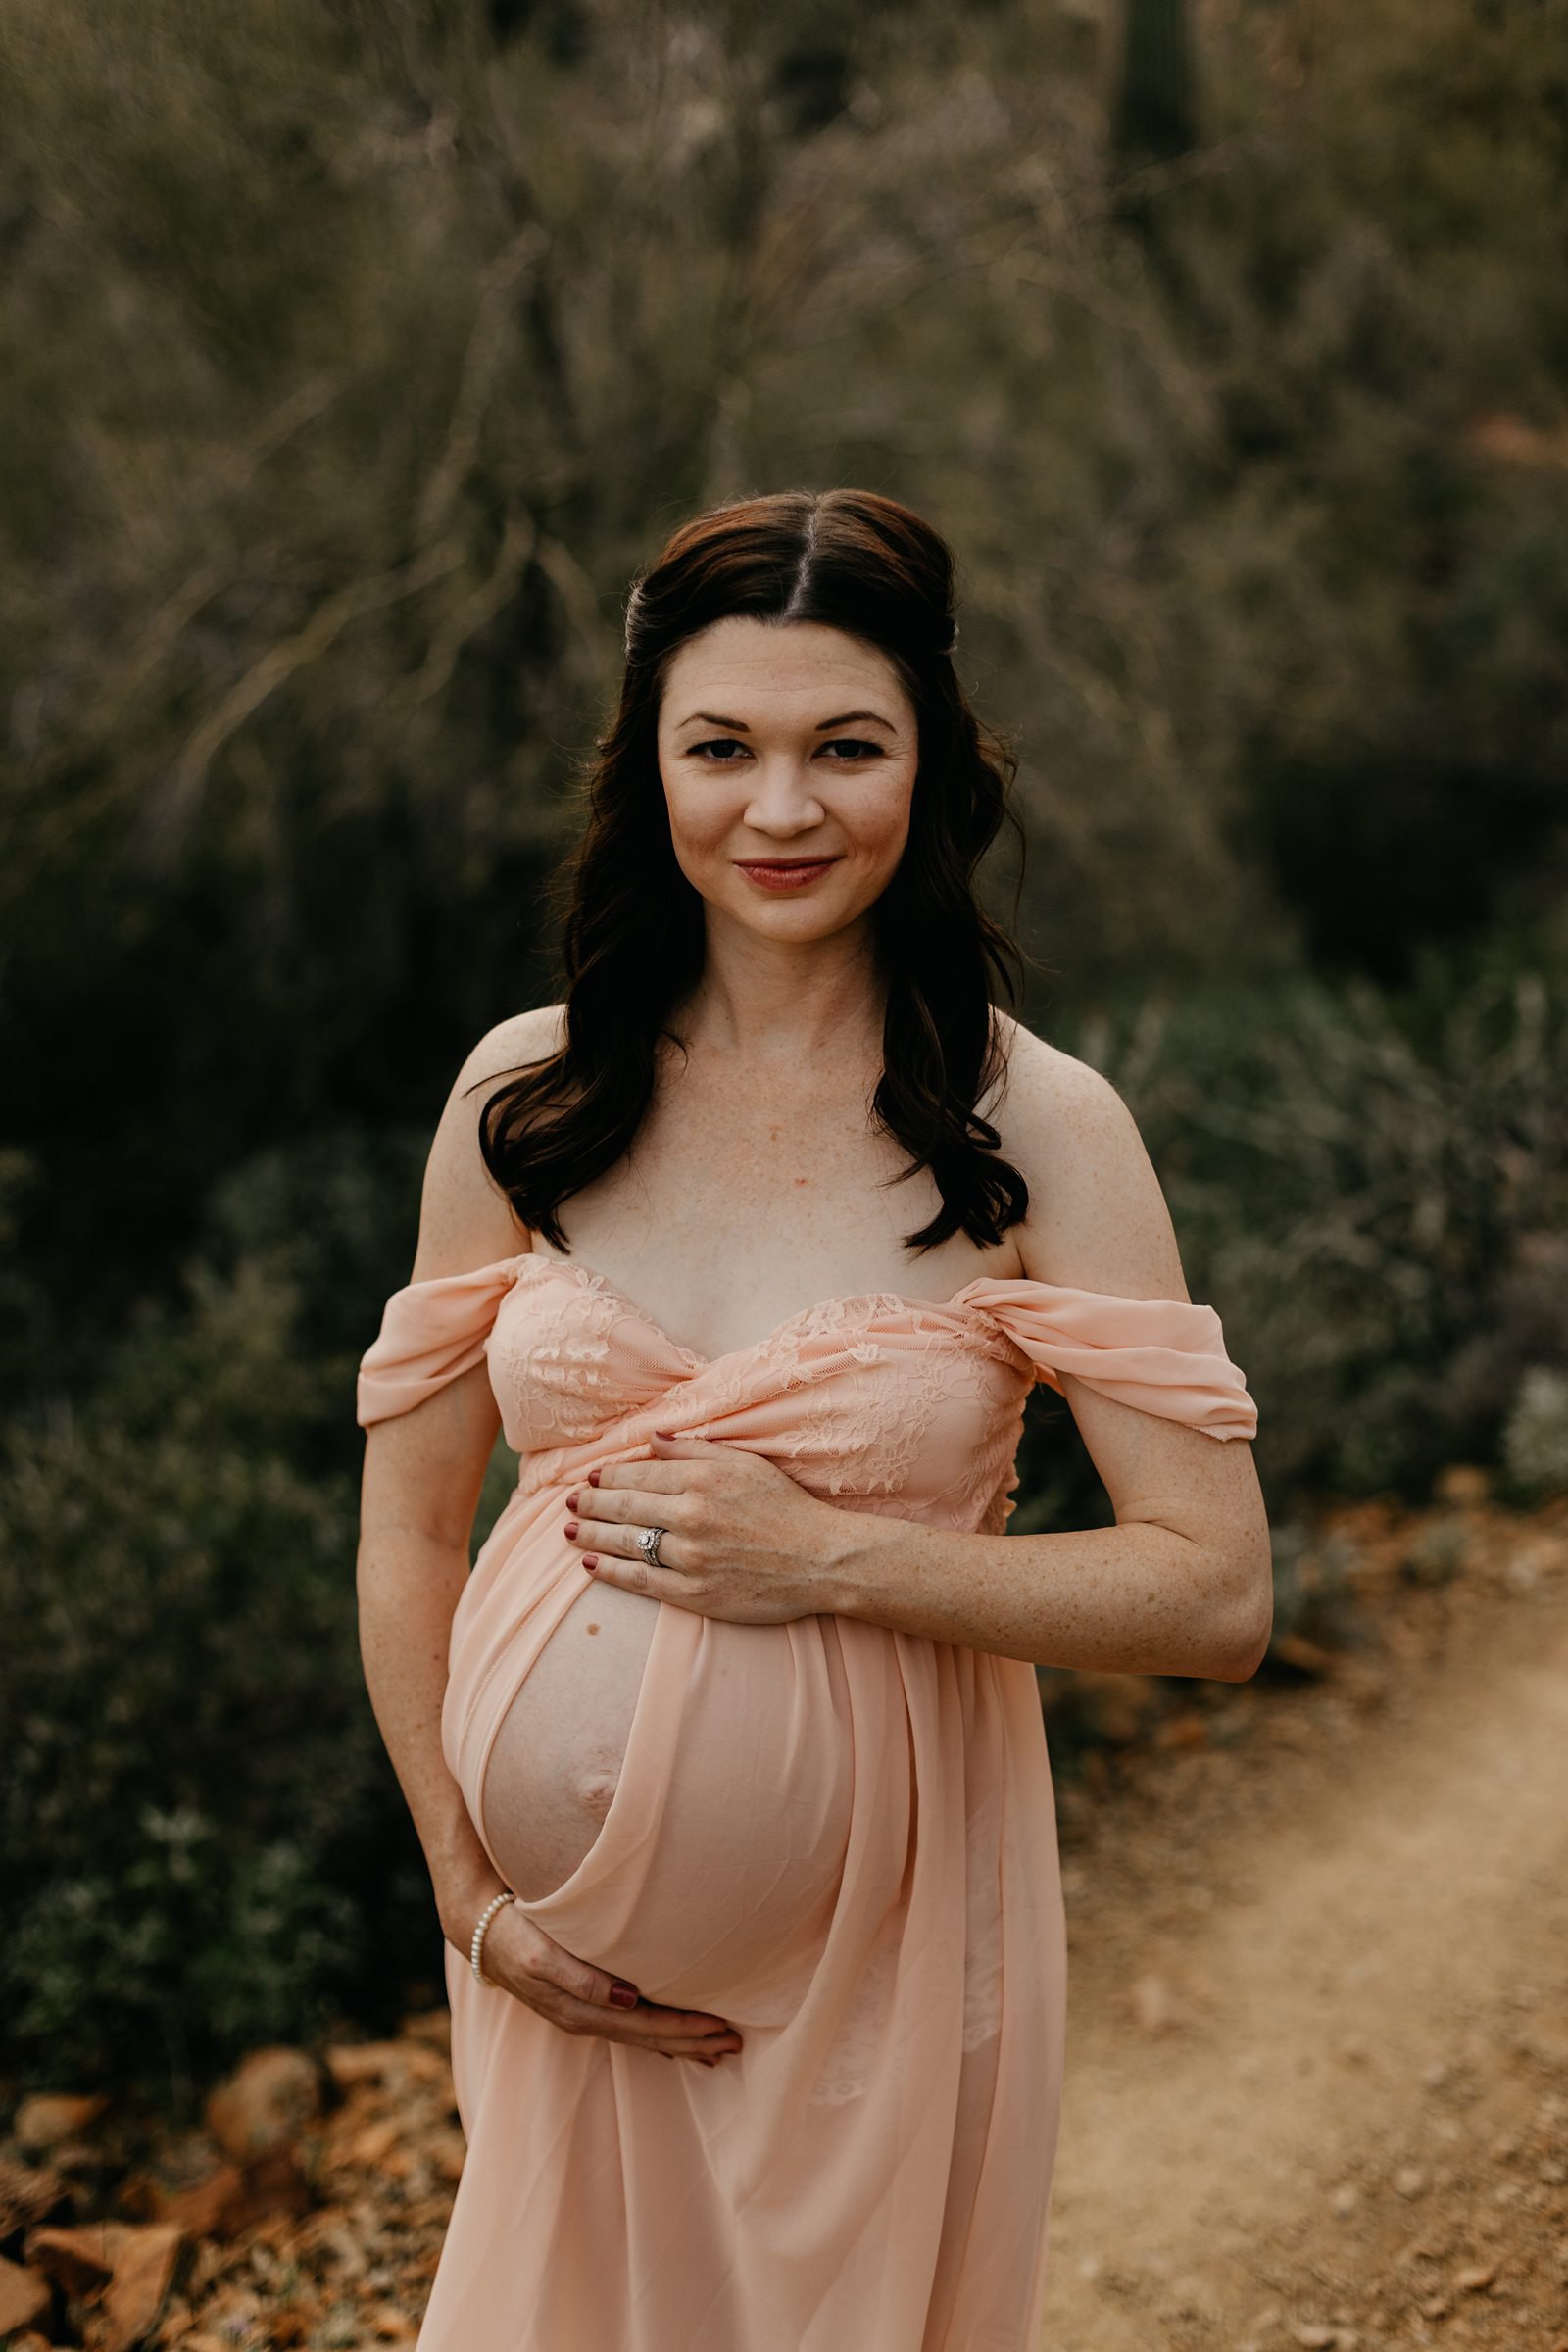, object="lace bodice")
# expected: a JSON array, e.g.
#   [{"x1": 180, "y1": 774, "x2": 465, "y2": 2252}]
[{"x1": 357, "y1": 1251, "x2": 1257, "y2": 1536}]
